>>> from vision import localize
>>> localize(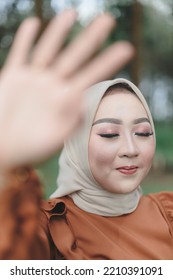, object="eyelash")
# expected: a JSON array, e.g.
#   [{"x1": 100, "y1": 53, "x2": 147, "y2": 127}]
[
  {"x1": 98, "y1": 132, "x2": 153, "y2": 138},
  {"x1": 98, "y1": 133, "x2": 119, "y2": 138},
  {"x1": 135, "y1": 132, "x2": 153, "y2": 137}
]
